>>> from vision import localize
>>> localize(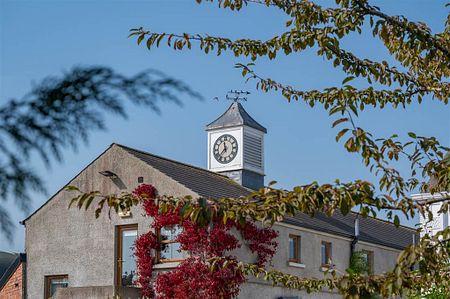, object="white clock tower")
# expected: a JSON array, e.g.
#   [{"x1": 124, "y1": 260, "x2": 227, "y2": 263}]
[{"x1": 206, "y1": 101, "x2": 266, "y2": 190}]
